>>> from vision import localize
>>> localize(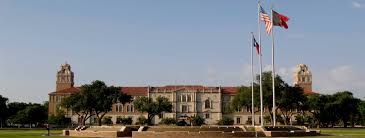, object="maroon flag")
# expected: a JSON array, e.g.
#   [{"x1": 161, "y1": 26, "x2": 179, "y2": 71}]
[{"x1": 272, "y1": 10, "x2": 289, "y2": 29}]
